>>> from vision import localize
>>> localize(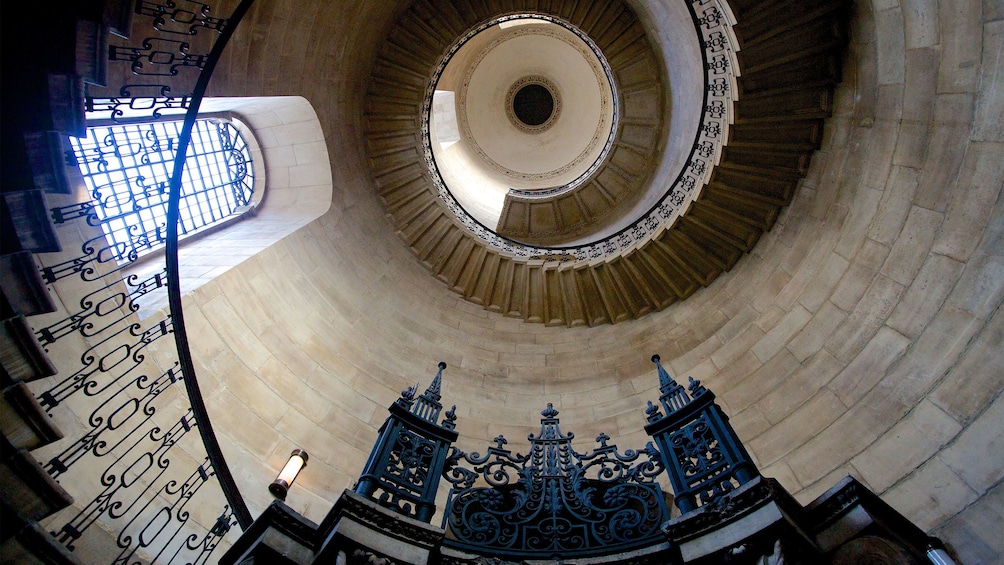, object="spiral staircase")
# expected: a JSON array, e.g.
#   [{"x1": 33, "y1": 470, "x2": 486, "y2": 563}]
[
  {"x1": 365, "y1": 0, "x2": 849, "y2": 327},
  {"x1": 0, "y1": 0, "x2": 851, "y2": 562}
]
